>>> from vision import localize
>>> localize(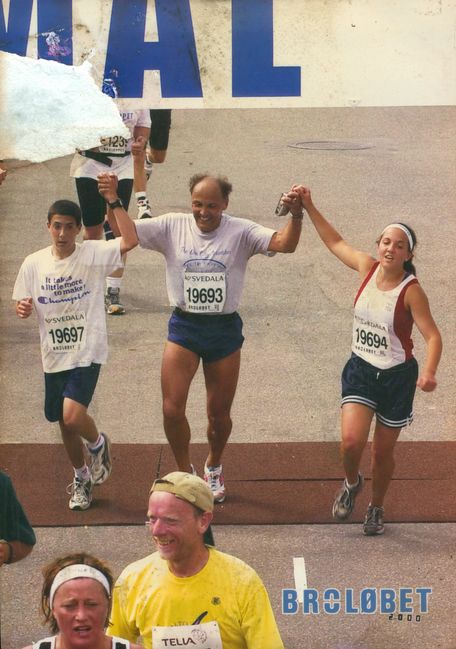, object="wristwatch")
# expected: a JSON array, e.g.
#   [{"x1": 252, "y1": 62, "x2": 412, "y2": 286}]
[{"x1": 107, "y1": 198, "x2": 123, "y2": 209}]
